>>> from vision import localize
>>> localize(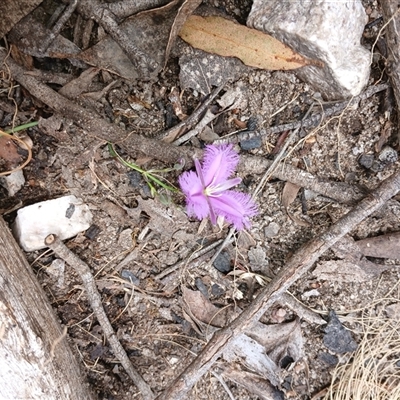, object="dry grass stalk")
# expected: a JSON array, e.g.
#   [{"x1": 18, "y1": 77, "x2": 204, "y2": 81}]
[{"x1": 325, "y1": 283, "x2": 400, "y2": 400}]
